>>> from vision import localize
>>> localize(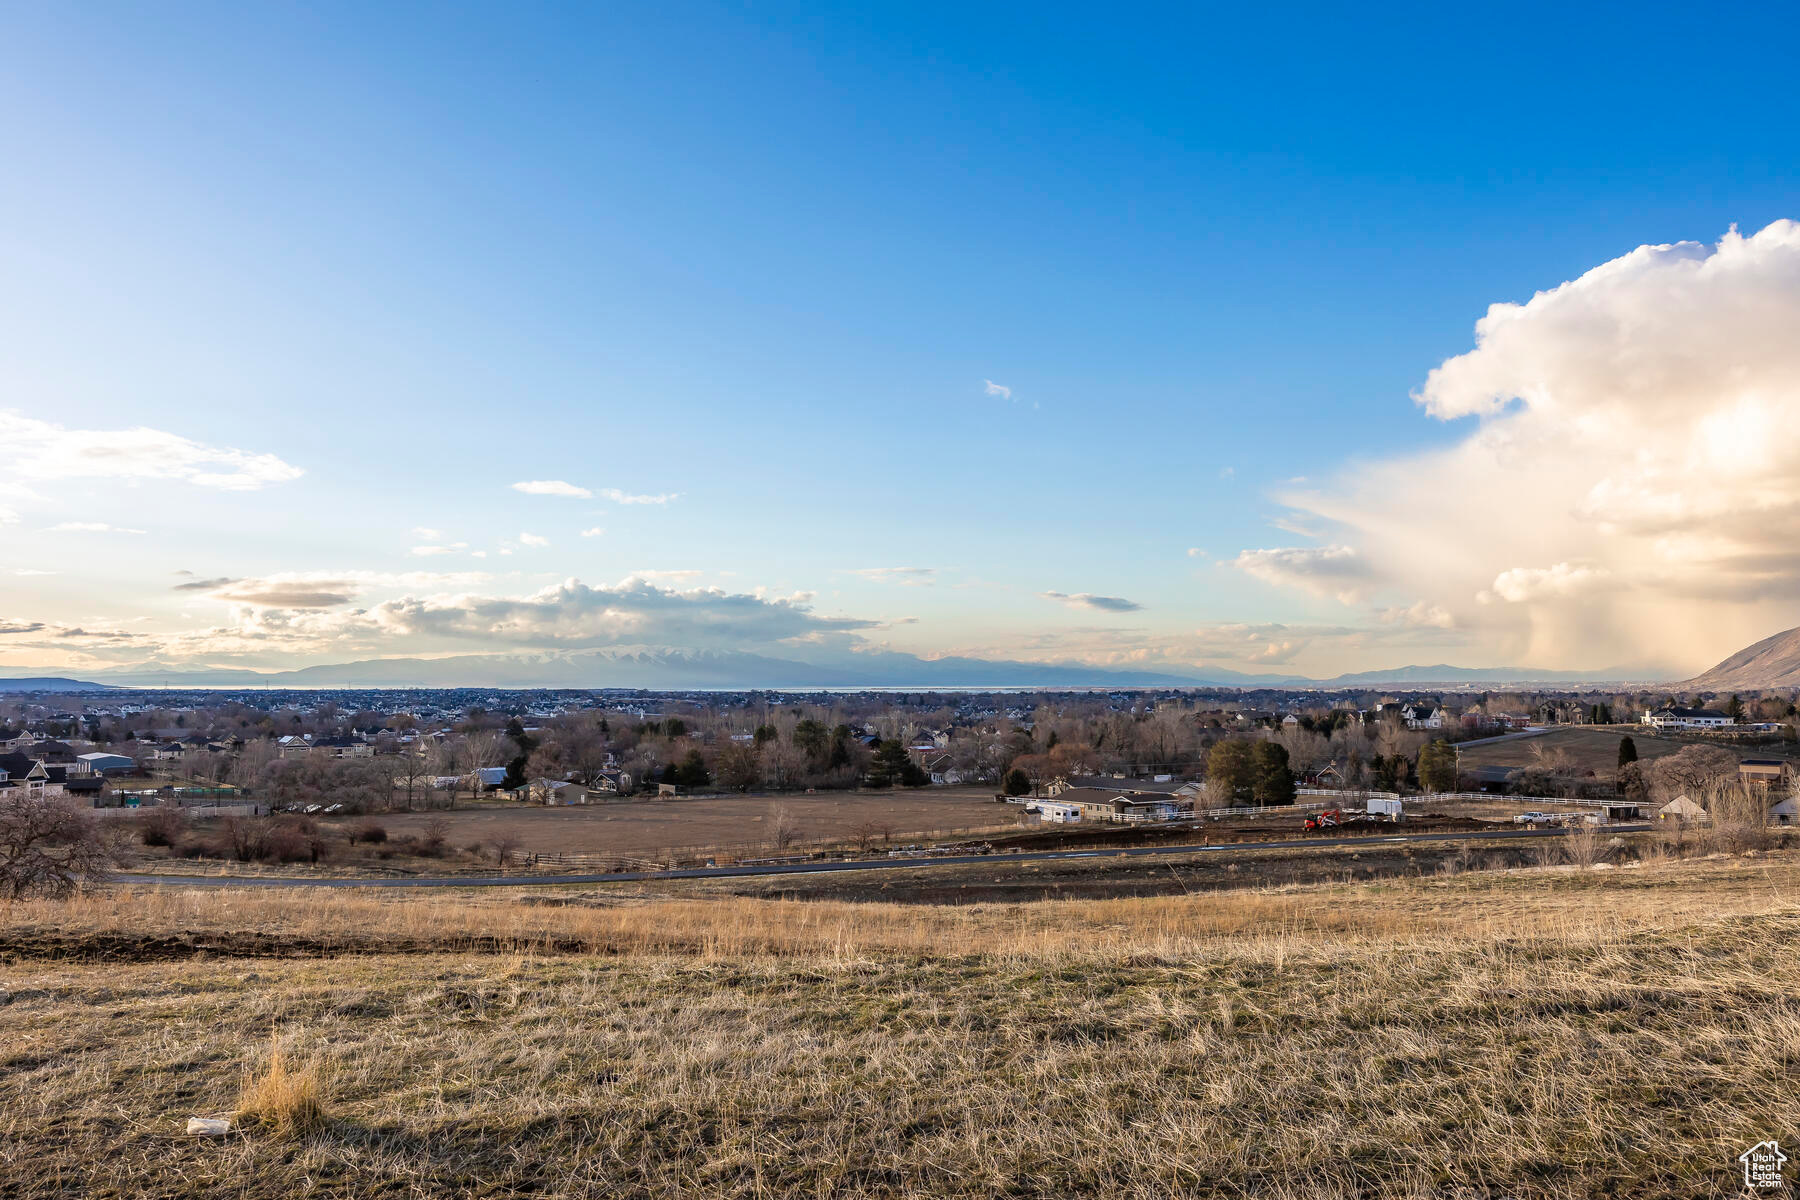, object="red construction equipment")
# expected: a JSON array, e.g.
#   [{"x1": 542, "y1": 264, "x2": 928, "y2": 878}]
[{"x1": 1304, "y1": 808, "x2": 1346, "y2": 832}]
